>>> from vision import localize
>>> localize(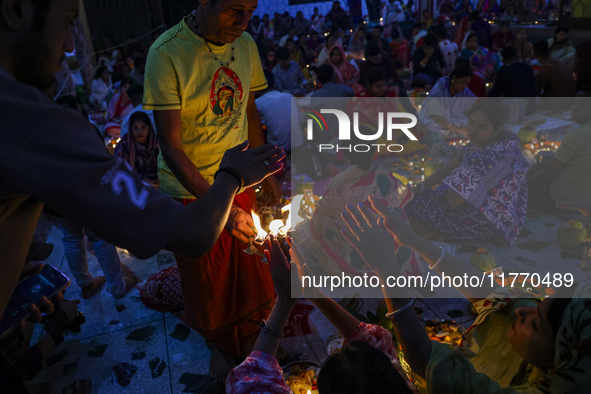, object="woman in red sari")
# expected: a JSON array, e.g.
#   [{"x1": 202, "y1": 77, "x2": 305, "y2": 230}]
[
  {"x1": 324, "y1": 44, "x2": 362, "y2": 93},
  {"x1": 107, "y1": 77, "x2": 134, "y2": 124}
]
